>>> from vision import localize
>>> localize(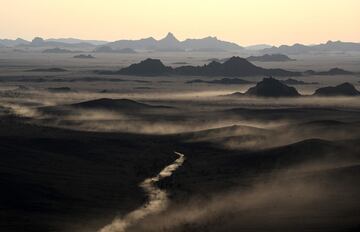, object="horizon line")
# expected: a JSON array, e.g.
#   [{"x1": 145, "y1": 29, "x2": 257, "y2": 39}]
[{"x1": 1, "y1": 32, "x2": 359, "y2": 47}]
